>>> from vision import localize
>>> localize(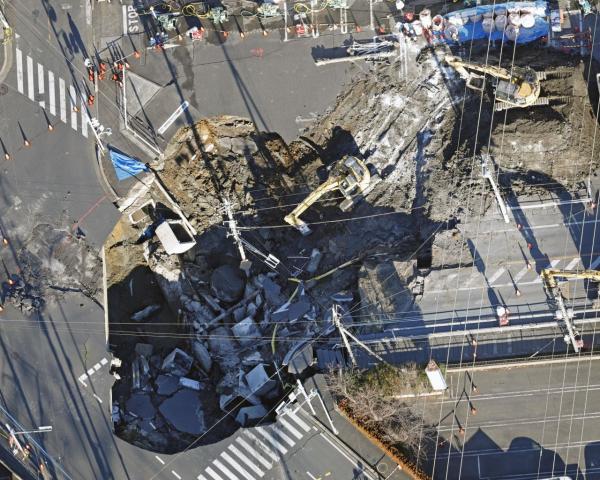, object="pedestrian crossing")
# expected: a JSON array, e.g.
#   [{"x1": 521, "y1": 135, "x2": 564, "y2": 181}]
[
  {"x1": 424, "y1": 256, "x2": 588, "y2": 295},
  {"x1": 15, "y1": 44, "x2": 90, "y2": 138},
  {"x1": 195, "y1": 408, "x2": 312, "y2": 480}
]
